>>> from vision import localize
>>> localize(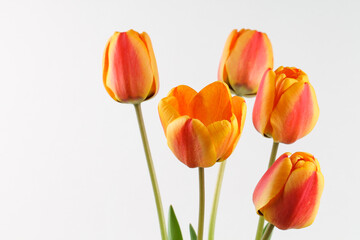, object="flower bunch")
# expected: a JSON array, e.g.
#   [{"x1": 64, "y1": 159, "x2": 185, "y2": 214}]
[{"x1": 102, "y1": 28, "x2": 323, "y2": 240}]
